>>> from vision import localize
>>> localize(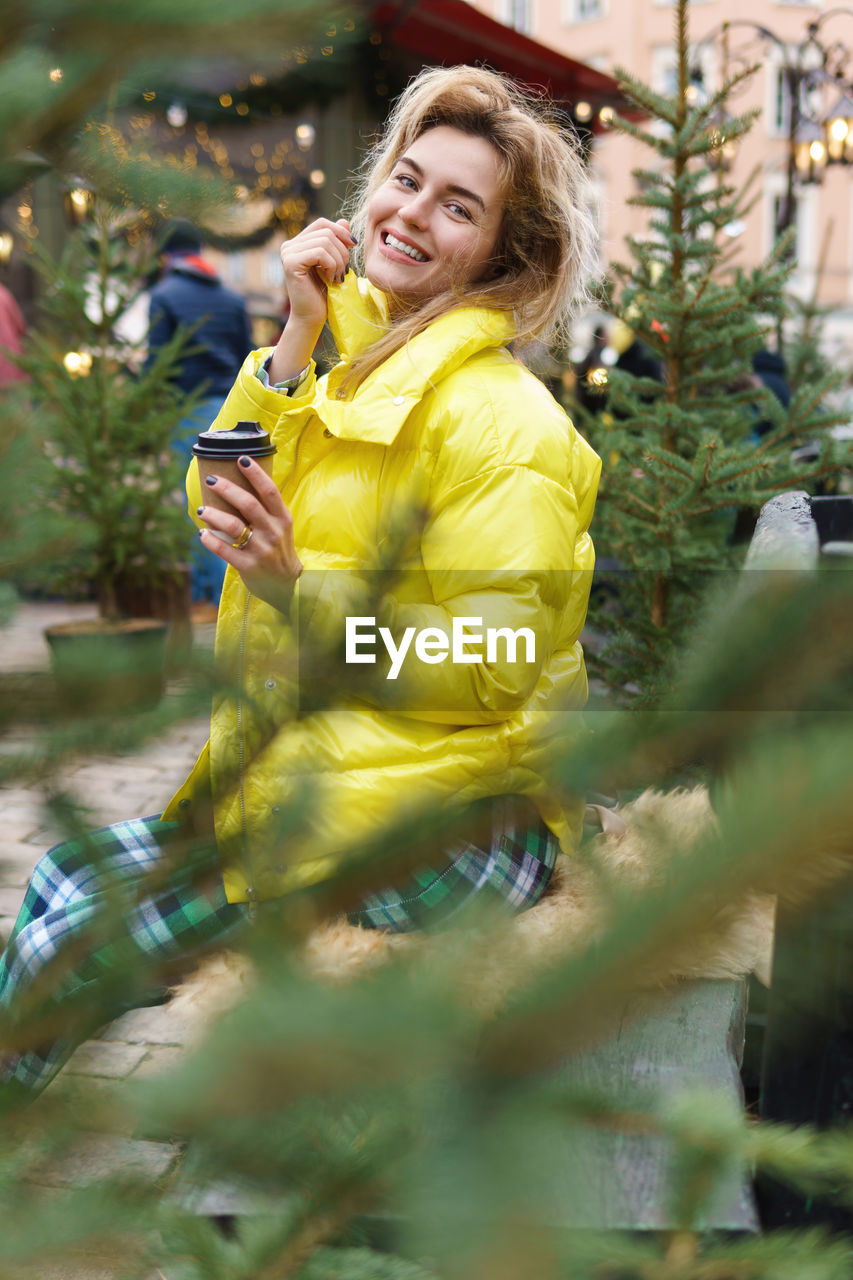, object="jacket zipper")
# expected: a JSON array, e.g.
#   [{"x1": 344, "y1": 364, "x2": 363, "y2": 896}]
[{"x1": 236, "y1": 592, "x2": 256, "y2": 918}]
